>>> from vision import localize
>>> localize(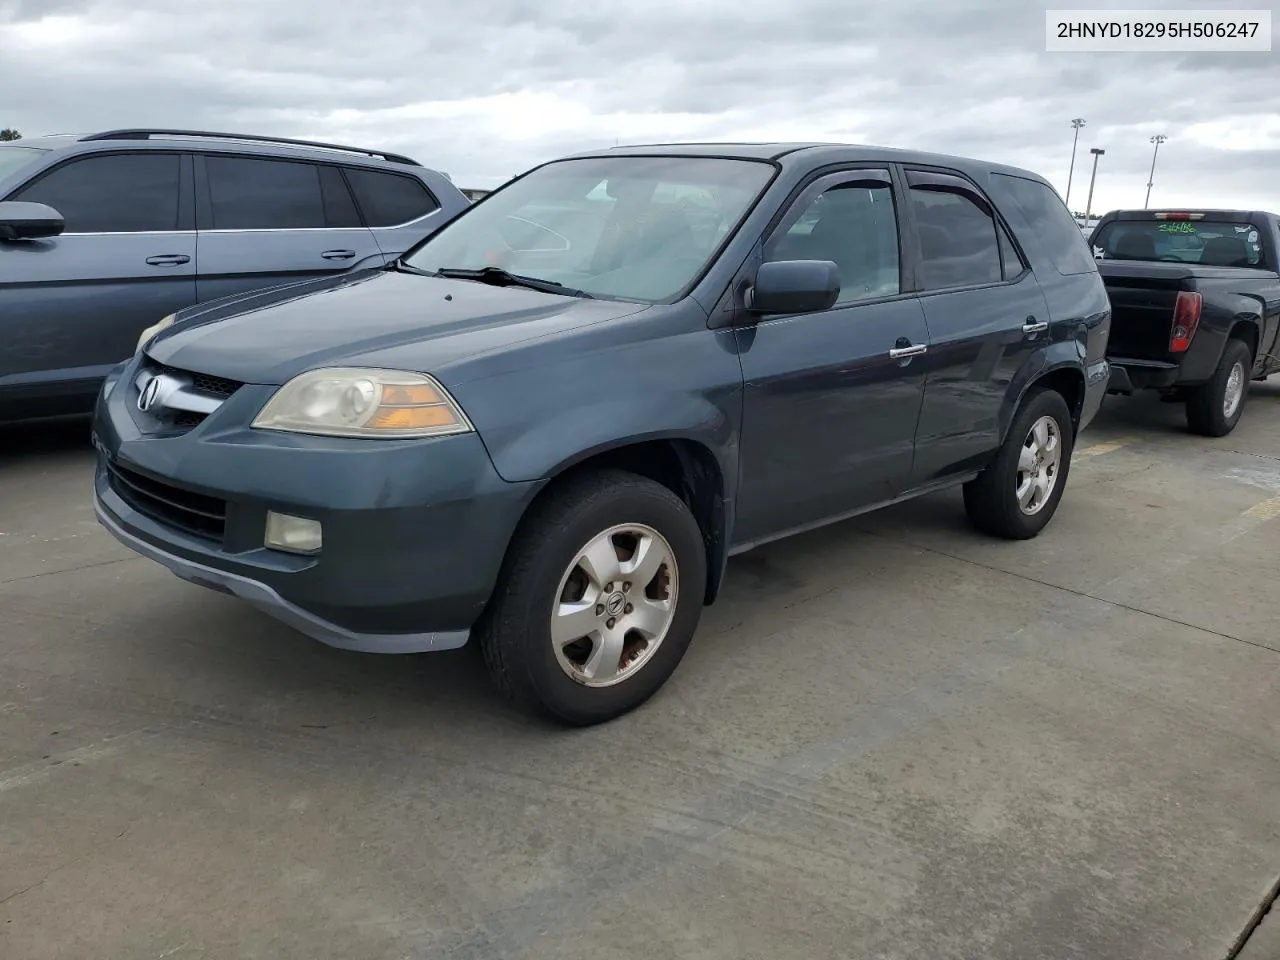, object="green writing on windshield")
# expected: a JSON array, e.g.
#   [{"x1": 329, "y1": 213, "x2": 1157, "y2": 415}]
[{"x1": 1157, "y1": 221, "x2": 1199, "y2": 234}]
